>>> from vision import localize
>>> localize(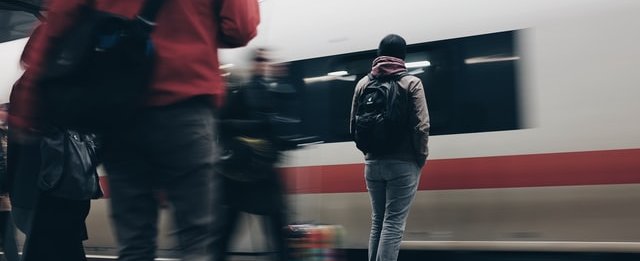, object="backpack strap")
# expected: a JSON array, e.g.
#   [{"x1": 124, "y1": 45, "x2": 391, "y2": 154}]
[
  {"x1": 394, "y1": 72, "x2": 409, "y2": 80},
  {"x1": 137, "y1": 0, "x2": 167, "y2": 26}
]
